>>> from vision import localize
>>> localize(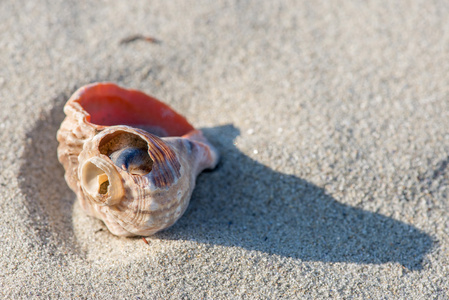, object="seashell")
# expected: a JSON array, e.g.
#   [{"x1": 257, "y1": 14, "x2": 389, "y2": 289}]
[{"x1": 57, "y1": 83, "x2": 219, "y2": 236}]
